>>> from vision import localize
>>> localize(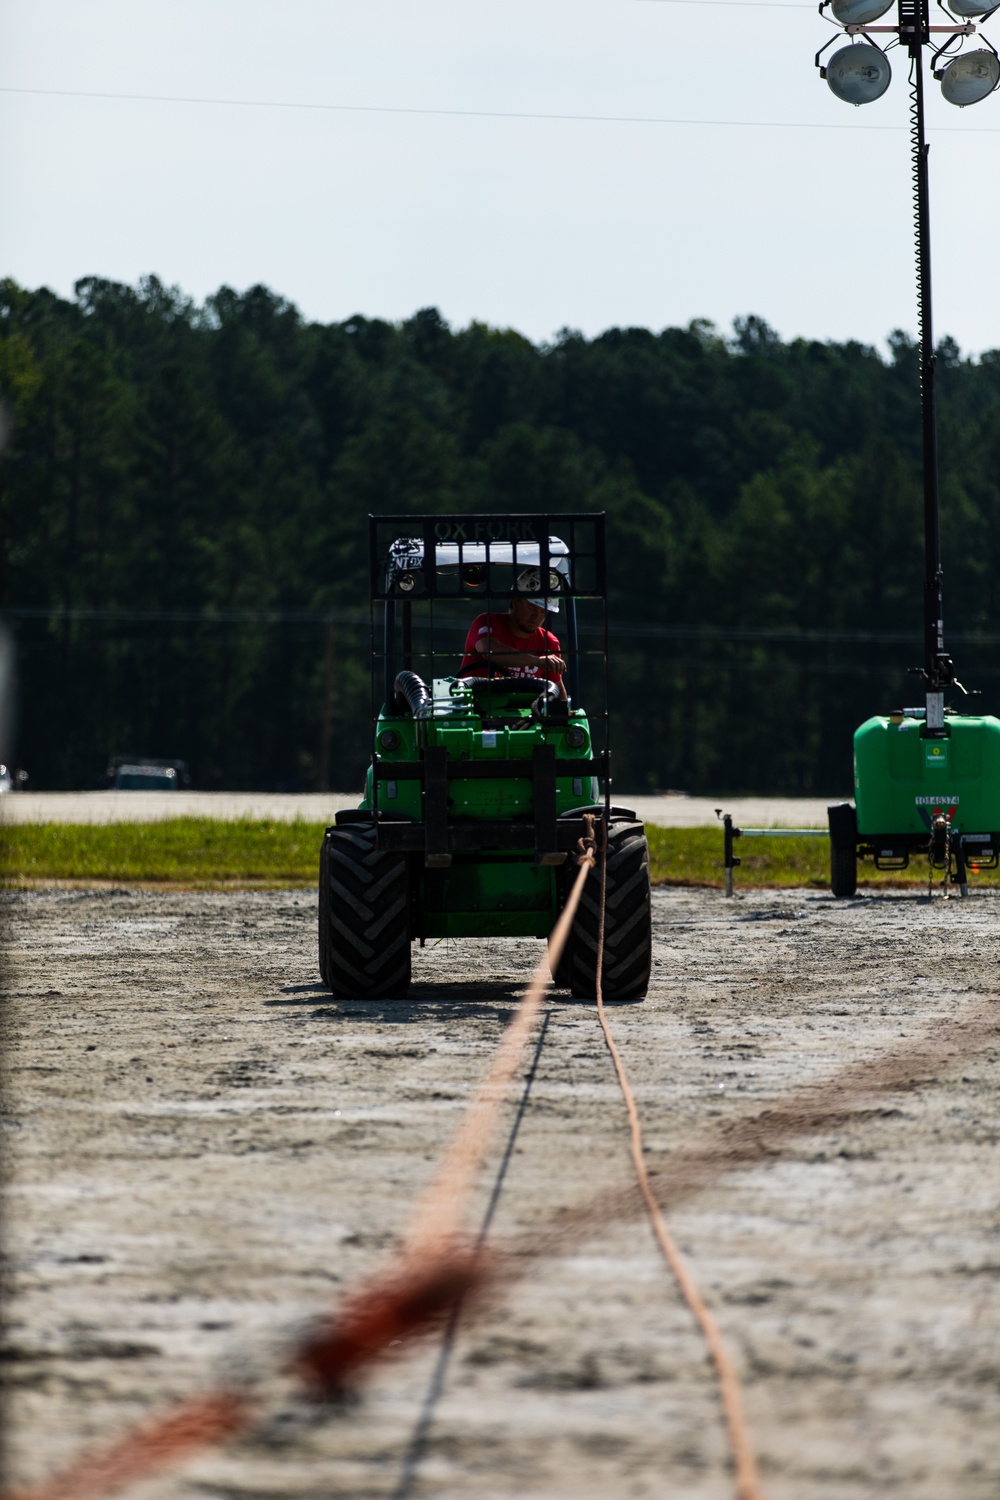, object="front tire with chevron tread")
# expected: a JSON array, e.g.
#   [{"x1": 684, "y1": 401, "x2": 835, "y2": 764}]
[
  {"x1": 558, "y1": 820, "x2": 652, "y2": 1001},
  {"x1": 321, "y1": 825, "x2": 411, "y2": 999}
]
